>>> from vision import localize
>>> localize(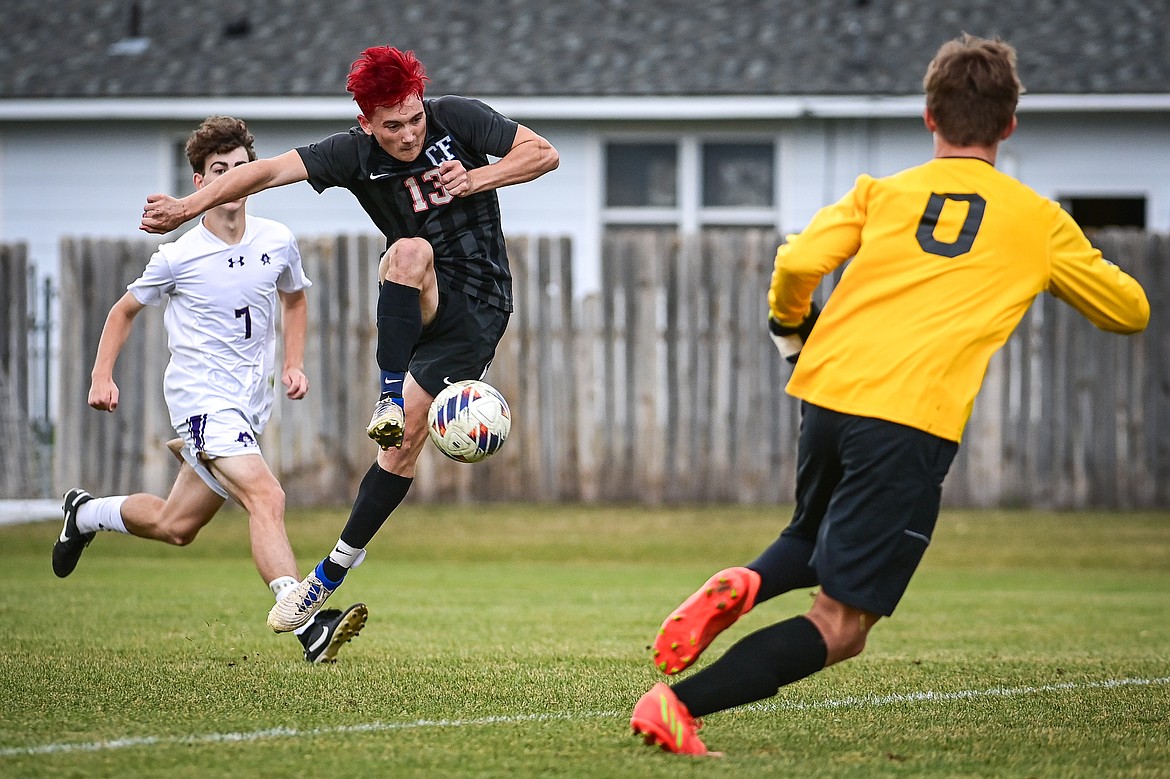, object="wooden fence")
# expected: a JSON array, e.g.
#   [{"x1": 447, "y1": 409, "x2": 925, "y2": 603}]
[
  {"x1": 0, "y1": 242, "x2": 39, "y2": 498},
  {"x1": 36, "y1": 229, "x2": 1170, "y2": 508}
]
